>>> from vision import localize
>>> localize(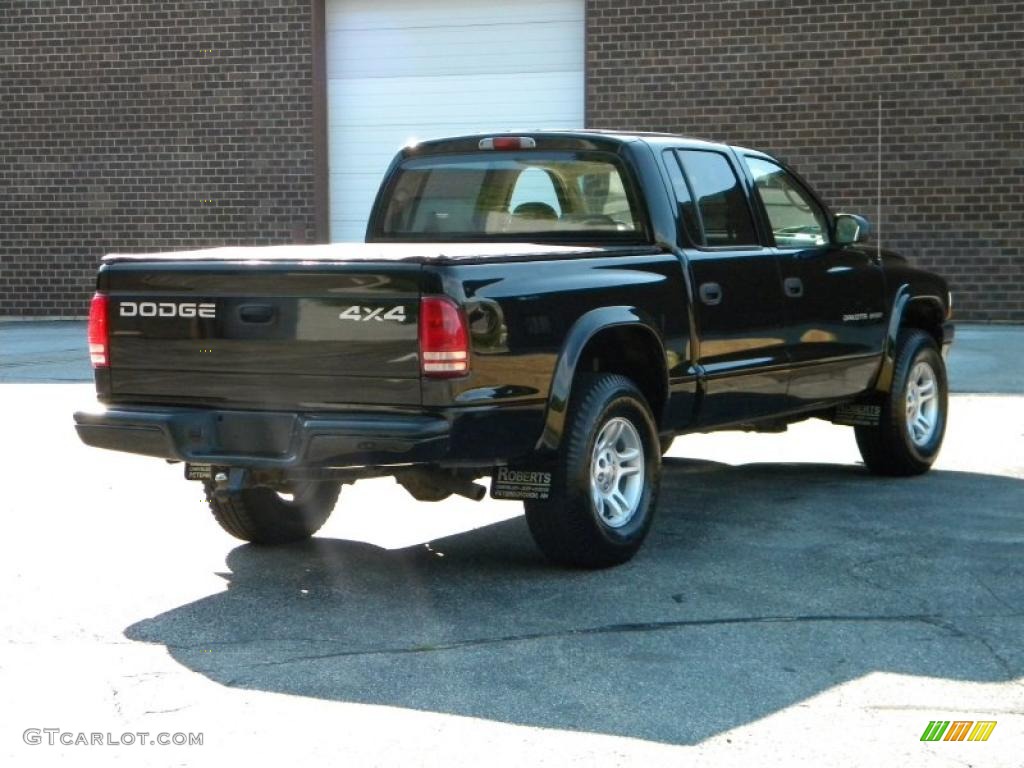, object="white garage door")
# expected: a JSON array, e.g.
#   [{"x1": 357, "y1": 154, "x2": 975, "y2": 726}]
[{"x1": 325, "y1": 0, "x2": 585, "y2": 241}]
